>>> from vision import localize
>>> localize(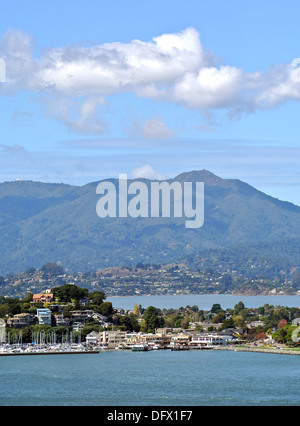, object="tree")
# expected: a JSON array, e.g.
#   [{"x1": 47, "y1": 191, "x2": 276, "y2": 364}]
[
  {"x1": 119, "y1": 314, "x2": 140, "y2": 332},
  {"x1": 256, "y1": 332, "x2": 267, "y2": 341},
  {"x1": 98, "y1": 302, "x2": 113, "y2": 317},
  {"x1": 133, "y1": 304, "x2": 140, "y2": 316},
  {"x1": 211, "y1": 304, "x2": 222, "y2": 314},
  {"x1": 221, "y1": 318, "x2": 235, "y2": 330},
  {"x1": 234, "y1": 301, "x2": 245, "y2": 315},
  {"x1": 233, "y1": 315, "x2": 245, "y2": 328},
  {"x1": 278, "y1": 319, "x2": 288, "y2": 328},
  {"x1": 212, "y1": 312, "x2": 226, "y2": 324},
  {"x1": 273, "y1": 328, "x2": 288, "y2": 343},
  {"x1": 22, "y1": 293, "x2": 33, "y2": 303},
  {"x1": 143, "y1": 306, "x2": 164, "y2": 333},
  {"x1": 181, "y1": 313, "x2": 190, "y2": 329},
  {"x1": 52, "y1": 284, "x2": 88, "y2": 303},
  {"x1": 90, "y1": 291, "x2": 106, "y2": 306}
]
